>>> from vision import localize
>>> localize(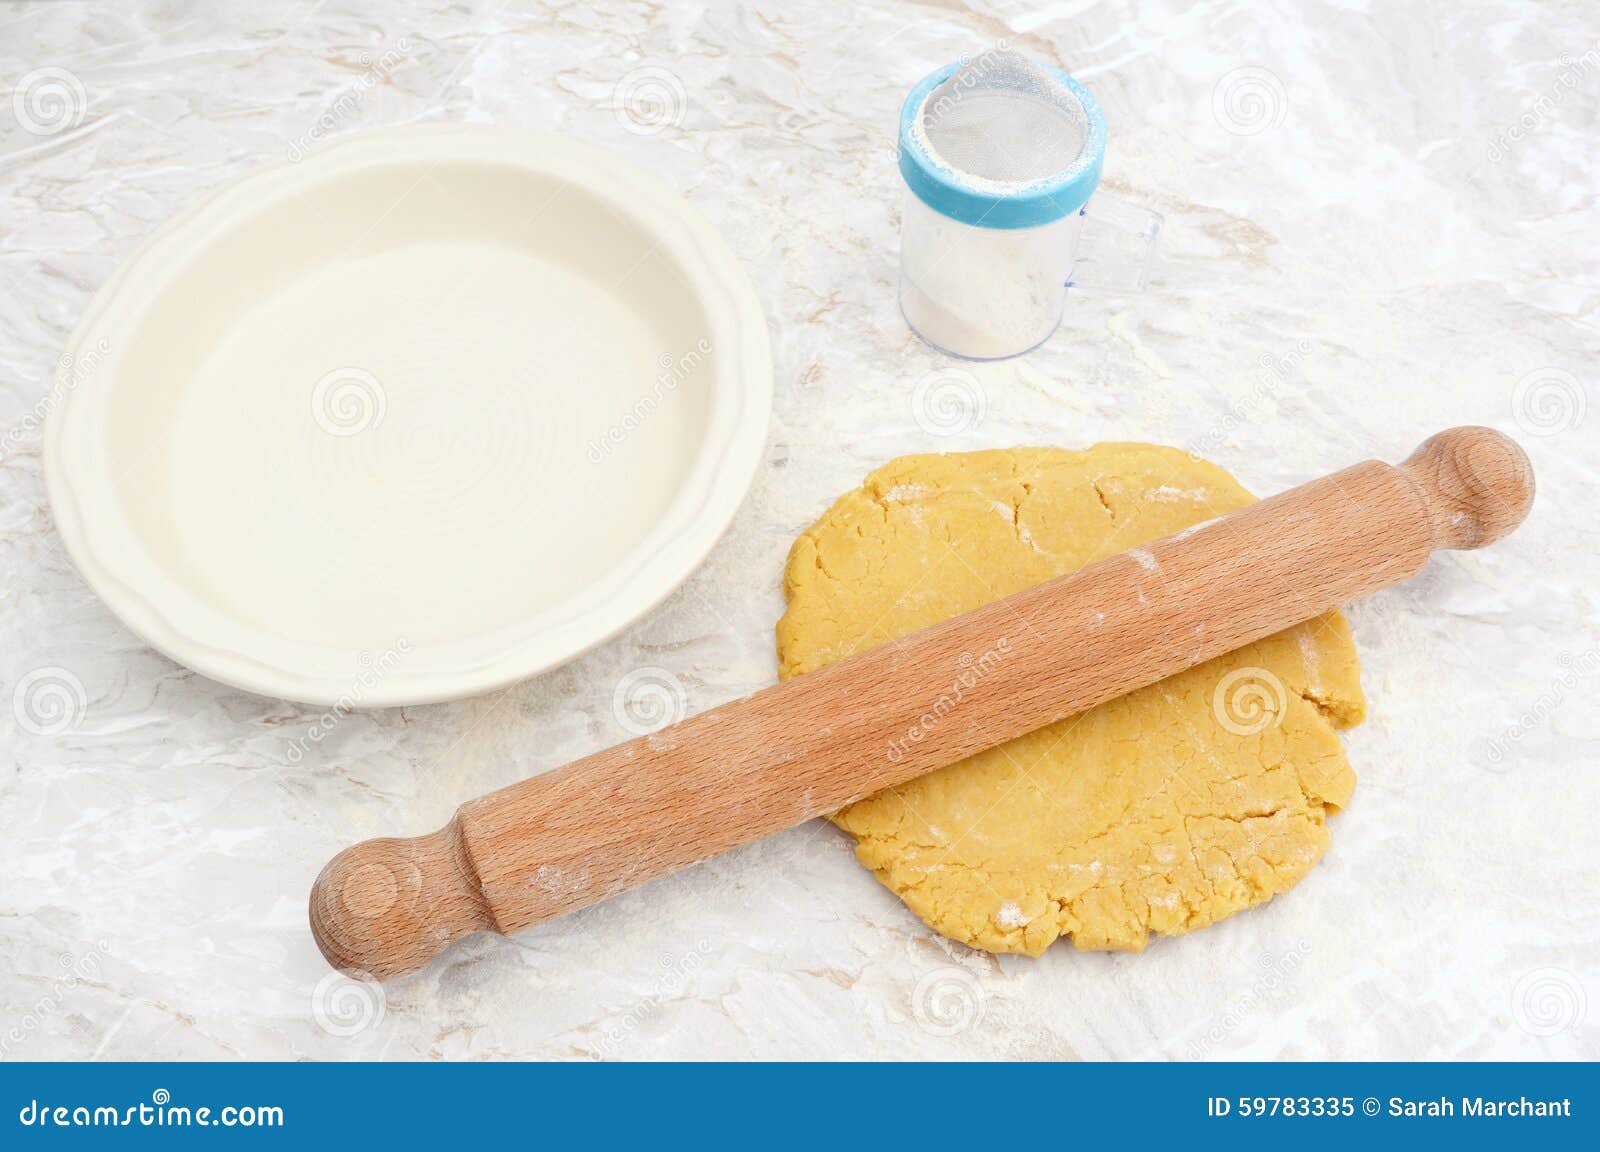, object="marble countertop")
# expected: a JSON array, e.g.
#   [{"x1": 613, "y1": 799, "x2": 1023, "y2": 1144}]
[{"x1": 2, "y1": 0, "x2": 1596, "y2": 1060}]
